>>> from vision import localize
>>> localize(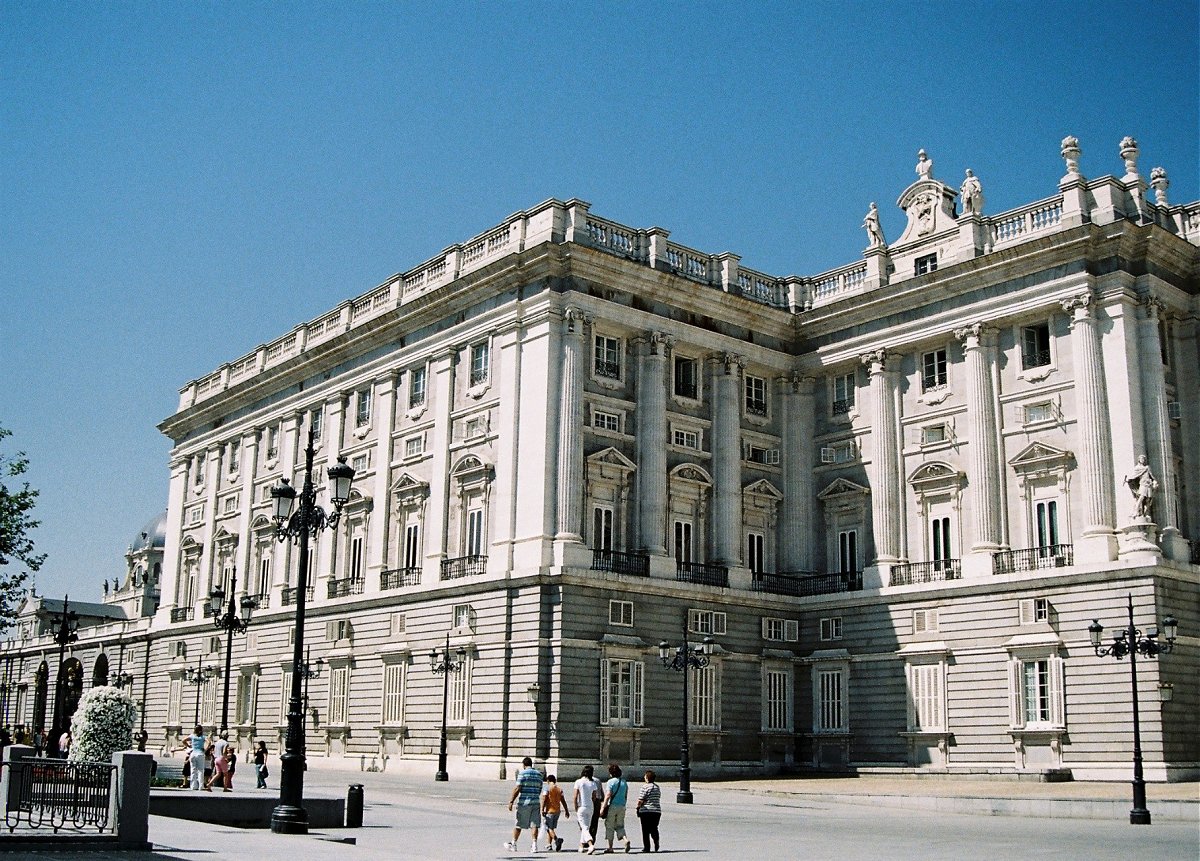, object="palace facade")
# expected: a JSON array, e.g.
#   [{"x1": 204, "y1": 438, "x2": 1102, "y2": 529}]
[{"x1": 5, "y1": 135, "x2": 1198, "y2": 781}]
